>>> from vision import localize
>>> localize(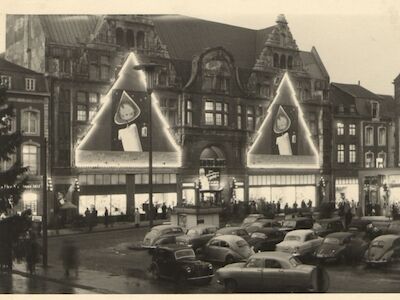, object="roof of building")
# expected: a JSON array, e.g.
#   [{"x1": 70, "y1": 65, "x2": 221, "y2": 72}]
[
  {"x1": 0, "y1": 57, "x2": 41, "y2": 75},
  {"x1": 331, "y1": 82, "x2": 381, "y2": 100}
]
